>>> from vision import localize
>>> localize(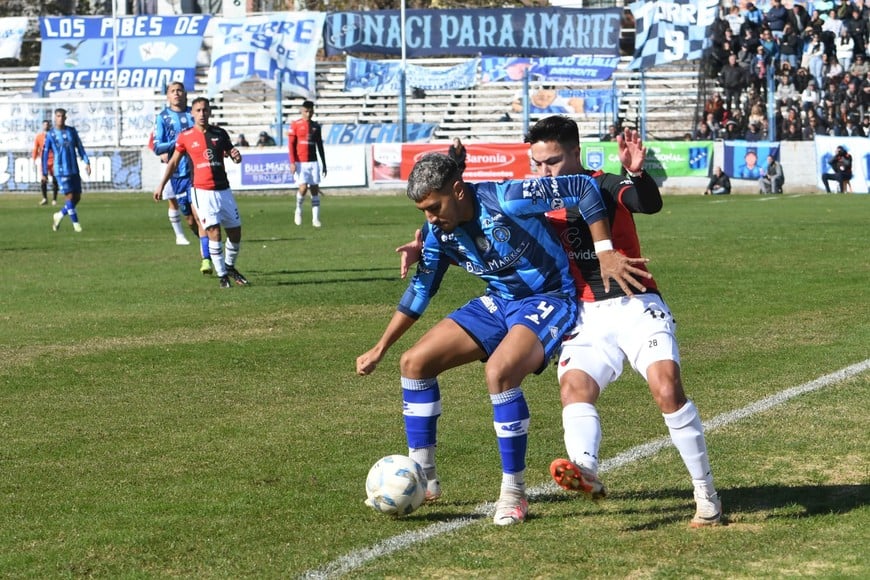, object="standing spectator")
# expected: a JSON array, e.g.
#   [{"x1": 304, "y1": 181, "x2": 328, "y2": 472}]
[
  {"x1": 447, "y1": 137, "x2": 467, "y2": 176},
  {"x1": 844, "y1": 8, "x2": 868, "y2": 58},
  {"x1": 835, "y1": 28, "x2": 855, "y2": 72},
  {"x1": 44, "y1": 108, "x2": 90, "y2": 233},
  {"x1": 802, "y1": 32, "x2": 826, "y2": 86},
  {"x1": 705, "y1": 166, "x2": 732, "y2": 195},
  {"x1": 155, "y1": 97, "x2": 248, "y2": 288},
  {"x1": 743, "y1": 2, "x2": 764, "y2": 32},
  {"x1": 765, "y1": 0, "x2": 789, "y2": 39},
  {"x1": 788, "y1": 2, "x2": 810, "y2": 36},
  {"x1": 726, "y1": 4, "x2": 746, "y2": 36},
  {"x1": 779, "y1": 24, "x2": 802, "y2": 70},
  {"x1": 759, "y1": 154, "x2": 785, "y2": 193},
  {"x1": 750, "y1": 45, "x2": 771, "y2": 99},
  {"x1": 719, "y1": 53, "x2": 748, "y2": 111},
  {"x1": 822, "y1": 145, "x2": 853, "y2": 192},
  {"x1": 256, "y1": 131, "x2": 276, "y2": 147},
  {"x1": 32, "y1": 119, "x2": 58, "y2": 206},
  {"x1": 287, "y1": 100, "x2": 327, "y2": 228}
]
